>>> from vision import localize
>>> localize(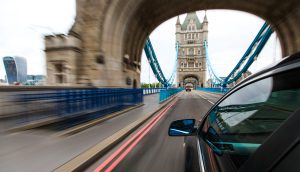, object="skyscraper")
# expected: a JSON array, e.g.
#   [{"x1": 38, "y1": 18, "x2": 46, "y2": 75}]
[{"x1": 3, "y1": 56, "x2": 27, "y2": 84}]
